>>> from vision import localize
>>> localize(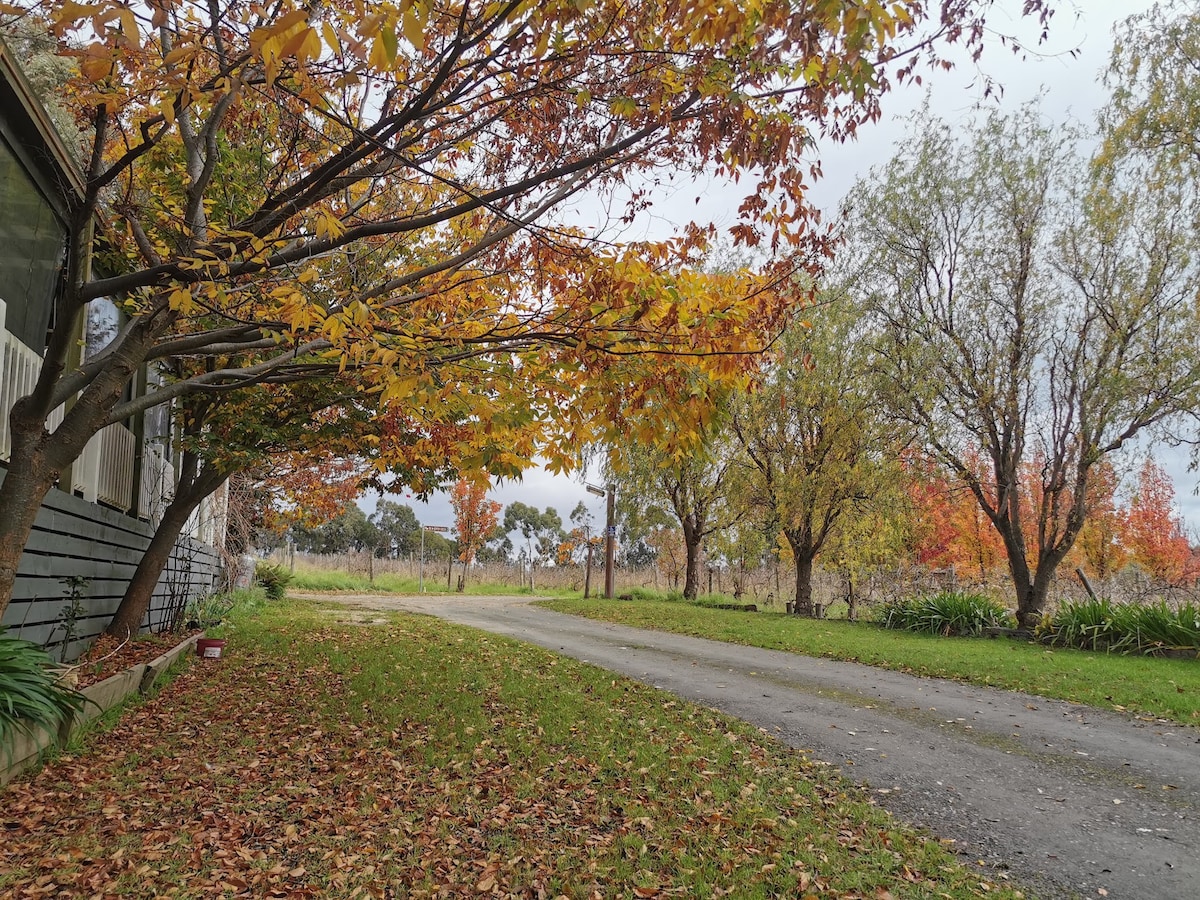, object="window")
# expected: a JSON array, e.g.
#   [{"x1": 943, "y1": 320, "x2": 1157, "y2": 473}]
[{"x1": 0, "y1": 131, "x2": 65, "y2": 351}]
